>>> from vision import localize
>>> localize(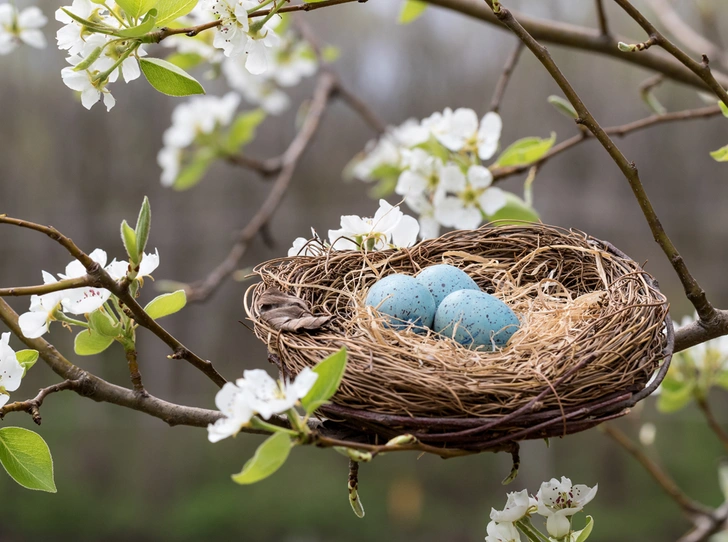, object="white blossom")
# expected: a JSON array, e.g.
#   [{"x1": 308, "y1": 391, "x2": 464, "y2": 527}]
[
  {"x1": 485, "y1": 521, "x2": 521, "y2": 542},
  {"x1": 423, "y1": 108, "x2": 502, "y2": 160},
  {"x1": 328, "y1": 200, "x2": 419, "y2": 251},
  {"x1": 55, "y1": 0, "x2": 101, "y2": 56},
  {"x1": 490, "y1": 489, "x2": 536, "y2": 523},
  {"x1": 158, "y1": 146, "x2": 182, "y2": 188},
  {"x1": 241, "y1": 18, "x2": 281, "y2": 74},
  {"x1": 163, "y1": 92, "x2": 240, "y2": 149},
  {"x1": 435, "y1": 164, "x2": 506, "y2": 230},
  {"x1": 204, "y1": 0, "x2": 256, "y2": 57},
  {"x1": 61, "y1": 66, "x2": 116, "y2": 111},
  {"x1": 0, "y1": 333, "x2": 25, "y2": 407},
  {"x1": 222, "y1": 57, "x2": 290, "y2": 114},
  {"x1": 207, "y1": 382, "x2": 255, "y2": 442},
  {"x1": 535, "y1": 477, "x2": 597, "y2": 539},
  {"x1": 271, "y1": 40, "x2": 316, "y2": 87},
  {"x1": 0, "y1": 3, "x2": 47, "y2": 55},
  {"x1": 236, "y1": 368, "x2": 318, "y2": 420},
  {"x1": 18, "y1": 272, "x2": 66, "y2": 339}
]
